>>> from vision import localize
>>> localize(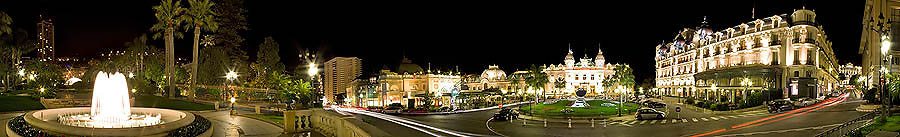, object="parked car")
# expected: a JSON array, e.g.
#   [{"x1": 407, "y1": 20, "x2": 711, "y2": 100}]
[
  {"x1": 438, "y1": 106, "x2": 457, "y2": 112},
  {"x1": 635, "y1": 108, "x2": 665, "y2": 120},
  {"x1": 768, "y1": 100, "x2": 795, "y2": 113},
  {"x1": 493, "y1": 108, "x2": 519, "y2": 121},
  {"x1": 383, "y1": 106, "x2": 403, "y2": 114},
  {"x1": 792, "y1": 97, "x2": 818, "y2": 107},
  {"x1": 643, "y1": 101, "x2": 666, "y2": 108}
]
